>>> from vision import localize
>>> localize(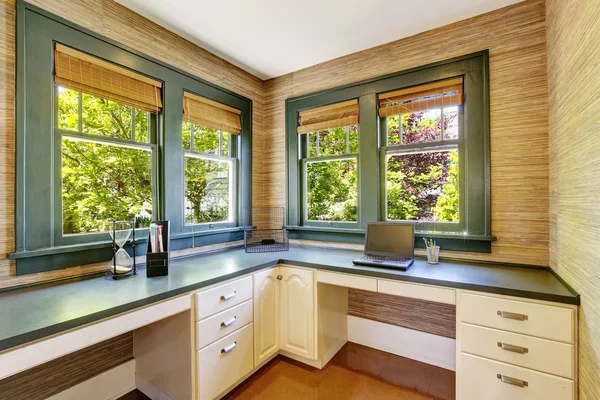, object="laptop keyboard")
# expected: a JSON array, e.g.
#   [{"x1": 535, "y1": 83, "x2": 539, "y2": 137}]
[{"x1": 361, "y1": 255, "x2": 409, "y2": 262}]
